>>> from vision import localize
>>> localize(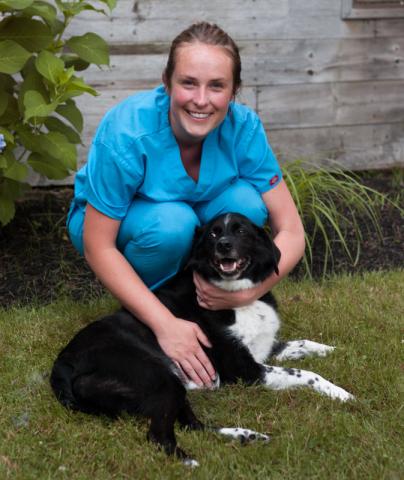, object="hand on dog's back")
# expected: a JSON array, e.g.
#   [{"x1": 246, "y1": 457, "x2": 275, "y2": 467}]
[{"x1": 155, "y1": 317, "x2": 216, "y2": 387}]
